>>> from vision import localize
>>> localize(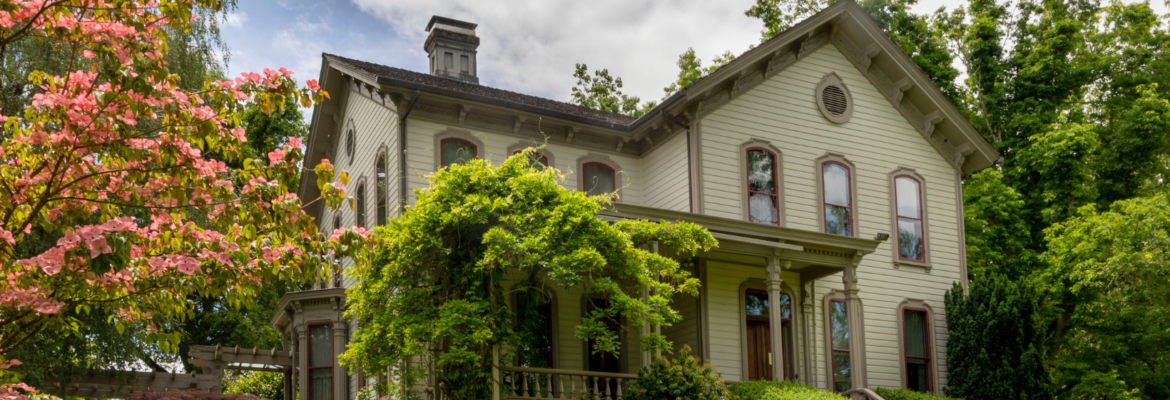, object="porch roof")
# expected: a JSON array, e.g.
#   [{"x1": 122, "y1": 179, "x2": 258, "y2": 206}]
[{"x1": 601, "y1": 204, "x2": 884, "y2": 281}]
